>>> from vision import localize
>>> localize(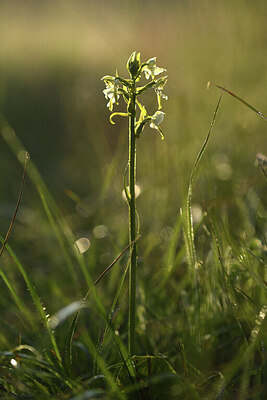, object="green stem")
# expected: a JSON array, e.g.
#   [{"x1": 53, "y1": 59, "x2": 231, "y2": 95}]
[{"x1": 128, "y1": 89, "x2": 137, "y2": 355}]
